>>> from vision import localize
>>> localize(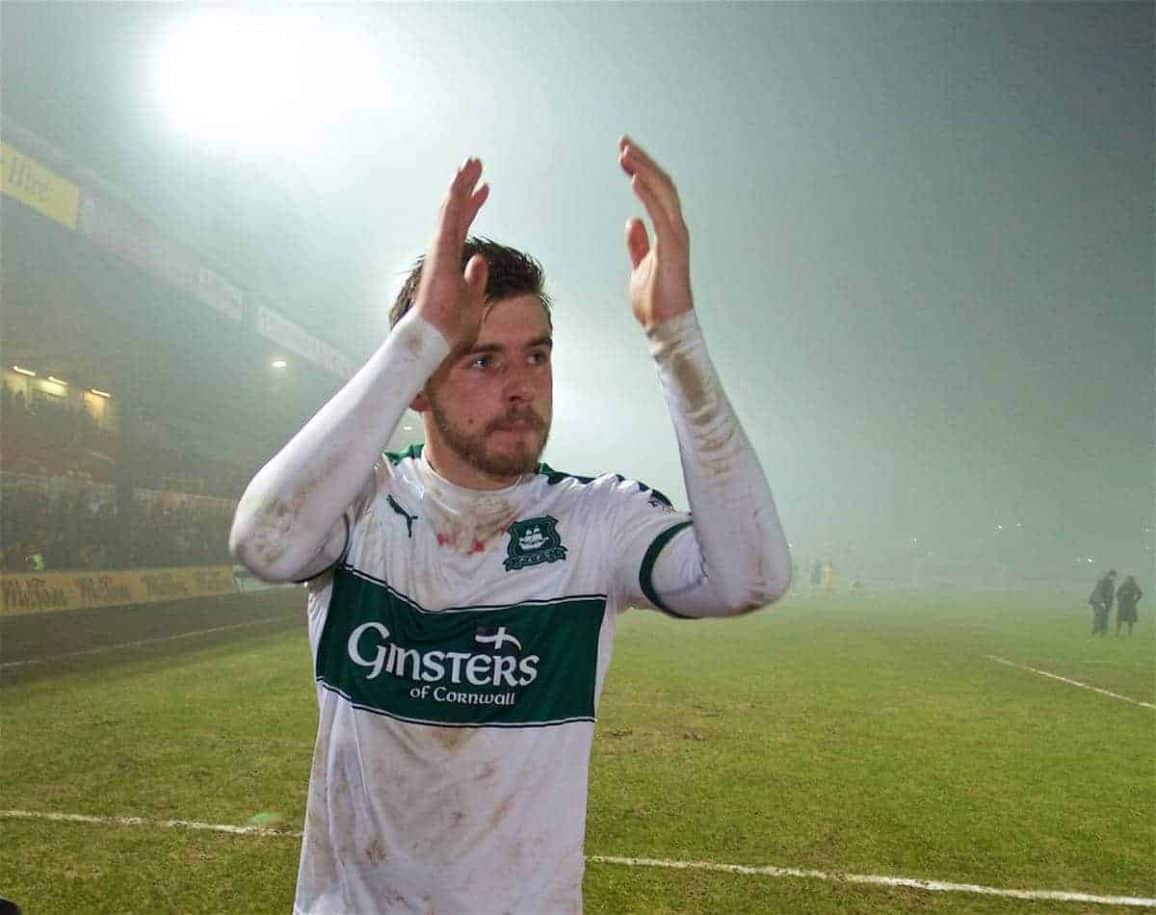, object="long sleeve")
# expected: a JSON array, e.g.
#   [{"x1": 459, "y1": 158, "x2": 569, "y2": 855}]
[
  {"x1": 634, "y1": 310, "x2": 791, "y2": 617},
  {"x1": 229, "y1": 313, "x2": 449, "y2": 582}
]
